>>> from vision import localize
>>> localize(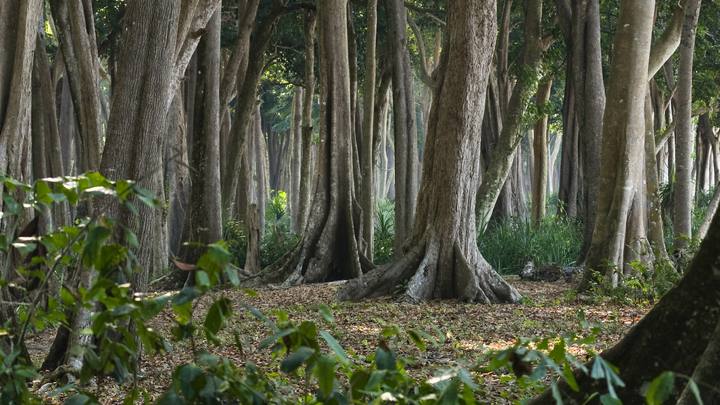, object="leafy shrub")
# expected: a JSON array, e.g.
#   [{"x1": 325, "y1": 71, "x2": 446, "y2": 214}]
[{"x1": 478, "y1": 216, "x2": 583, "y2": 275}]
